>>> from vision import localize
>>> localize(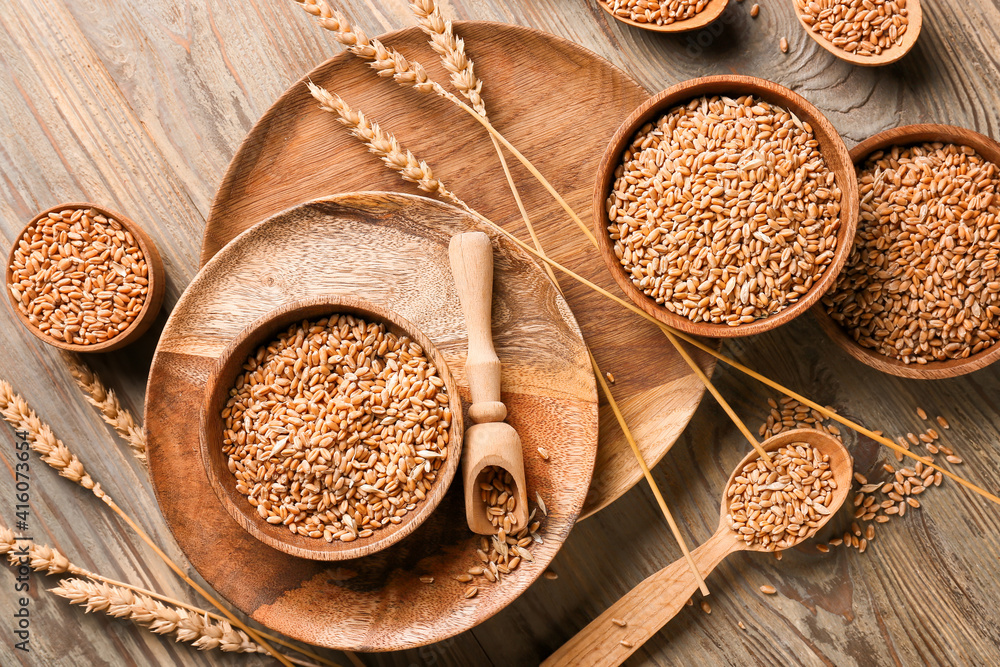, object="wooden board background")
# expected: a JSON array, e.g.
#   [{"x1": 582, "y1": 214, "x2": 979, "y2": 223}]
[{"x1": 2, "y1": 0, "x2": 1000, "y2": 665}]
